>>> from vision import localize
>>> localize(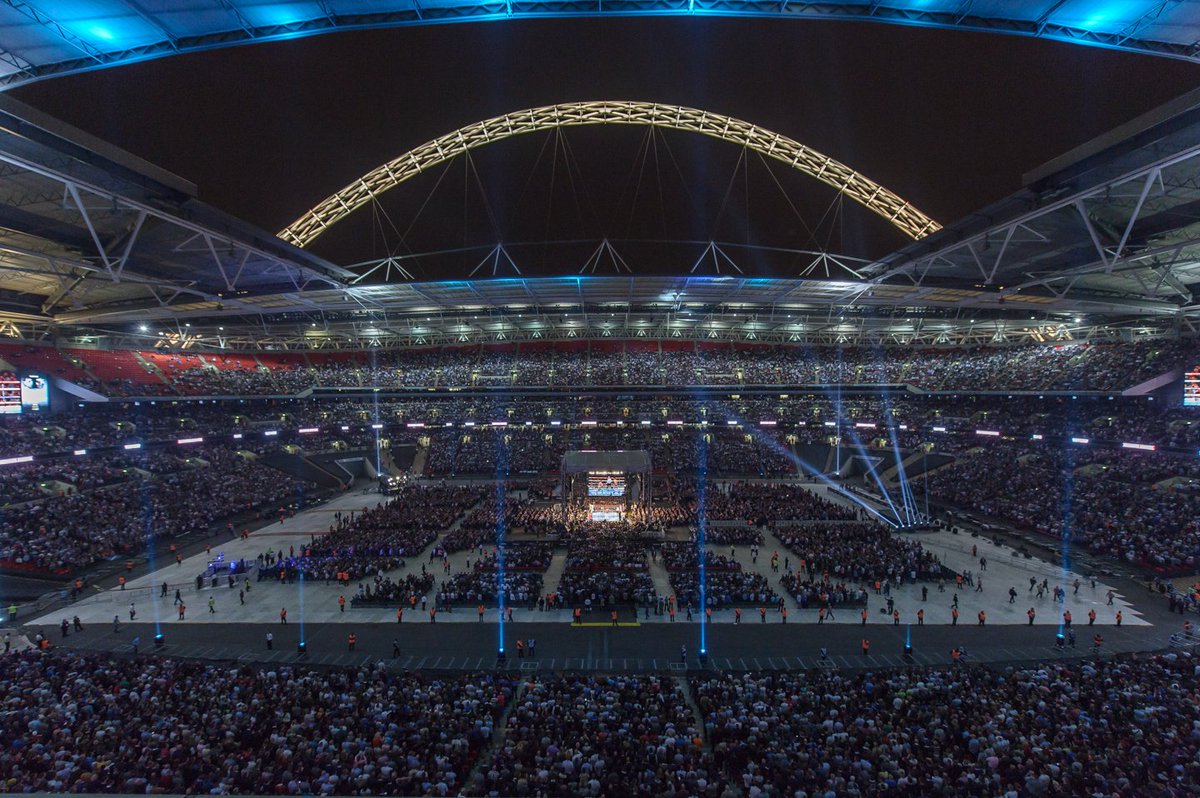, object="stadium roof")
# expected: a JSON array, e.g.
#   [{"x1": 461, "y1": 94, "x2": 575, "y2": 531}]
[
  {"x1": 0, "y1": 82, "x2": 1198, "y2": 349},
  {"x1": 0, "y1": 1, "x2": 1198, "y2": 90}
]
